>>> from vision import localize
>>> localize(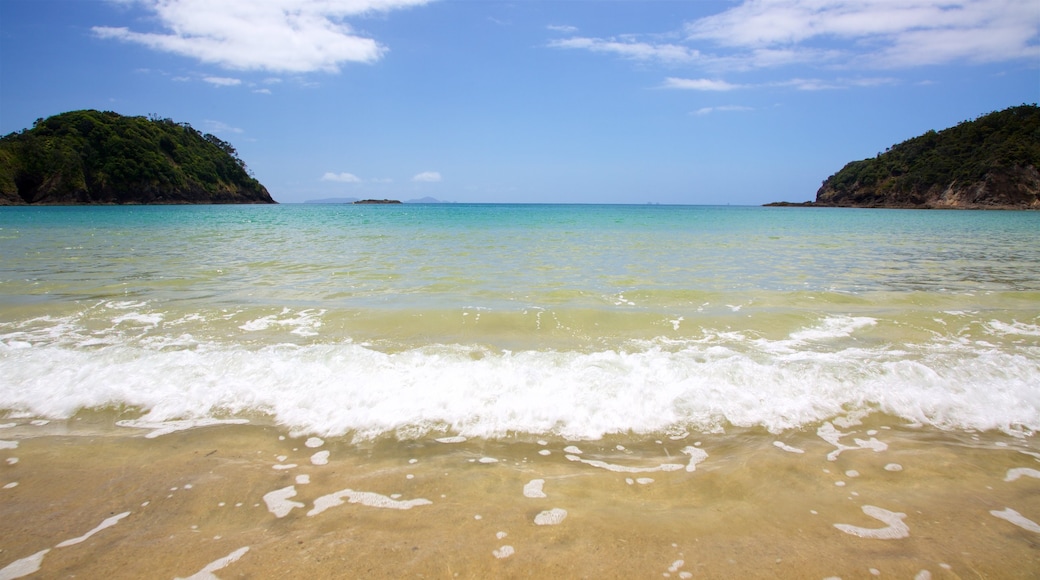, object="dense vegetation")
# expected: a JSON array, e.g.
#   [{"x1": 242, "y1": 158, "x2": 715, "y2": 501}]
[
  {"x1": 0, "y1": 110, "x2": 274, "y2": 204},
  {"x1": 814, "y1": 104, "x2": 1039, "y2": 208}
]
